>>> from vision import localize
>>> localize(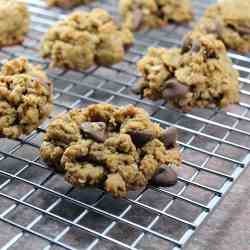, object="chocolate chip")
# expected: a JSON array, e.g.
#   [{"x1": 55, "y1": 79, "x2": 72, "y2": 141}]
[
  {"x1": 75, "y1": 155, "x2": 87, "y2": 162},
  {"x1": 161, "y1": 127, "x2": 177, "y2": 149},
  {"x1": 236, "y1": 26, "x2": 250, "y2": 36},
  {"x1": 157, "y1": 9, "x2": 165, "y2": 19},
  {"x1": 60, "y1": 0, "x2": 74, "y2": 8},
  {"x1": 80, "y1": 122, "x2": 106, "y2": 143},
  {"x1": 124, "y1": 43, "x2": 132, "y2": 51},
  {"x1": 151, "y1": 165, "x2": 177, "y2": 187},
  {"x1": 131, "y1": 81, "x2": 147, "y2": 97},
  {"x1": 214, "y1": 19, "x2": 223, "y2": 38},
  {"x1": 133, "y1": 8, "x2": 144, "y2": 31},
  {"x1": 163, "y1": 78, "x2": 189, "y2": 100},
  {"x1": 181, "y1": 37, "x2": 191, "y2": 54},
  {"x1": 181, "y1": 37, "x2": 201, "y2": 54},
  {"x1": 204, "y1": 19, "x2": 223, "y2": 38},
  {"x1": 191, "y1": 40, "x2": 201, "y2": 53},
  {"x1": 226, "y1": 23, "x2": 250, "y2": 36},
  {"x1": 91, "y1": 114, "x2": 105, "y2": 122},
  {"x1": 129, "y1": 130, "x2": 154, "y2": 146},
  {"x1": 131, "y1": 81, "x2": 143, "y2": 94},
  {"x1": 204, "y1": 49, "x2": 217, "y2": 59}
]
